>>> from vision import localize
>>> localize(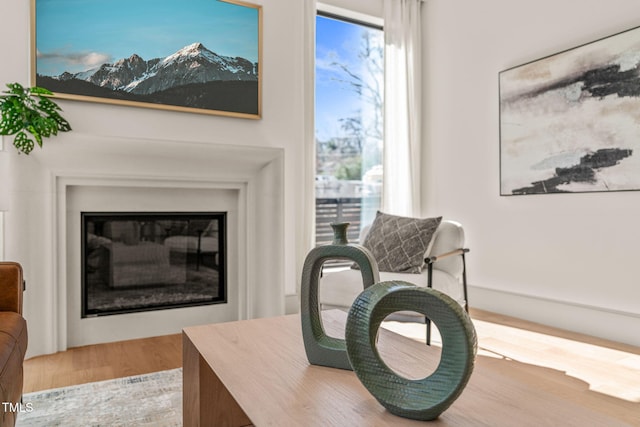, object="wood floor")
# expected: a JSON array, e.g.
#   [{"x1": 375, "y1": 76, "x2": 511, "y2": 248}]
[
  {"x1": 23, "y1": 333, "x2": 182, "y2": 393},
  {"x1": 23, "y1": 309, "x2": 640, "y2": 425}
]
